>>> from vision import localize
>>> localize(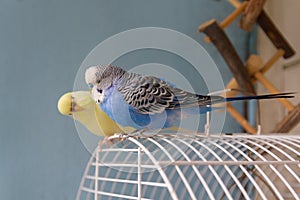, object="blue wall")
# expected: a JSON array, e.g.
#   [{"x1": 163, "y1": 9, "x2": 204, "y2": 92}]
[{"x1": 0, "y1": 0, "x2": 249, "y2": 199}]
